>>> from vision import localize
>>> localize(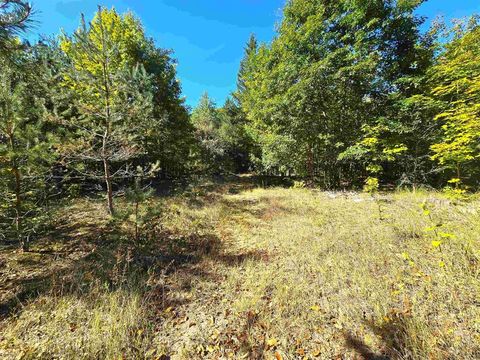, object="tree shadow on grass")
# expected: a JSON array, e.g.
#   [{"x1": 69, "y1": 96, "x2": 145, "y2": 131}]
[
  {"x1": 344, "y1": 333, "x2": 389, "y2": 360},
  {"x1": 141, "y1": 235, "x2": 269, "y2": 317},
  {"x1": 0, "y1": 211, "x2": 115, "y2": 318},
  {"x1": 0, "y1": 183, "x2": 270, "y2": 321},
  {"x1": 345, "y1": 312, "x2": 418, "y2": 360},
  {"x1": 364, "y1": 313, "x2": 416, "y2": 360},
  {"x1": 174, "y1": 174, "x2": 295, "y2": 210}
]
